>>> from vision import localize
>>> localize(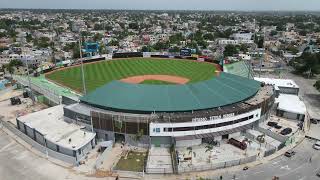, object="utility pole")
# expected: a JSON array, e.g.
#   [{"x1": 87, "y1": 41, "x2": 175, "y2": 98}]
[
  {"x1": 23, "y1": 46, "x2": 35, "y2": 105},
  {"x1": 79, "y1": 33, "x2": 87, "y2": 95}
]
